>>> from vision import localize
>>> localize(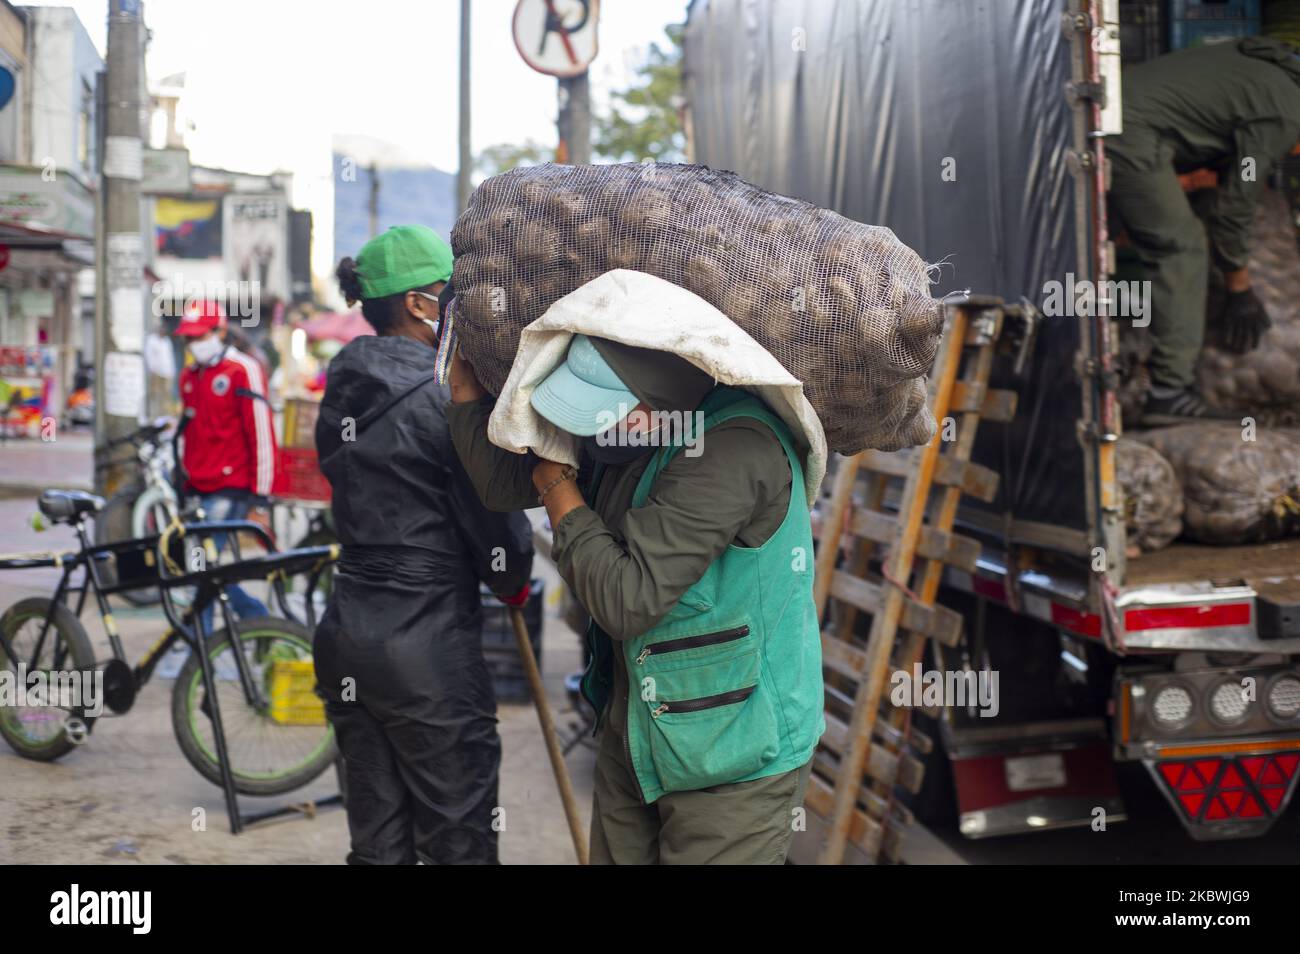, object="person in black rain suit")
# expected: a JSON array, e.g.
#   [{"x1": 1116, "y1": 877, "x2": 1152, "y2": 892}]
[{"x1": 314, "y1": 226, "x2": 534, "y2": 864}]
